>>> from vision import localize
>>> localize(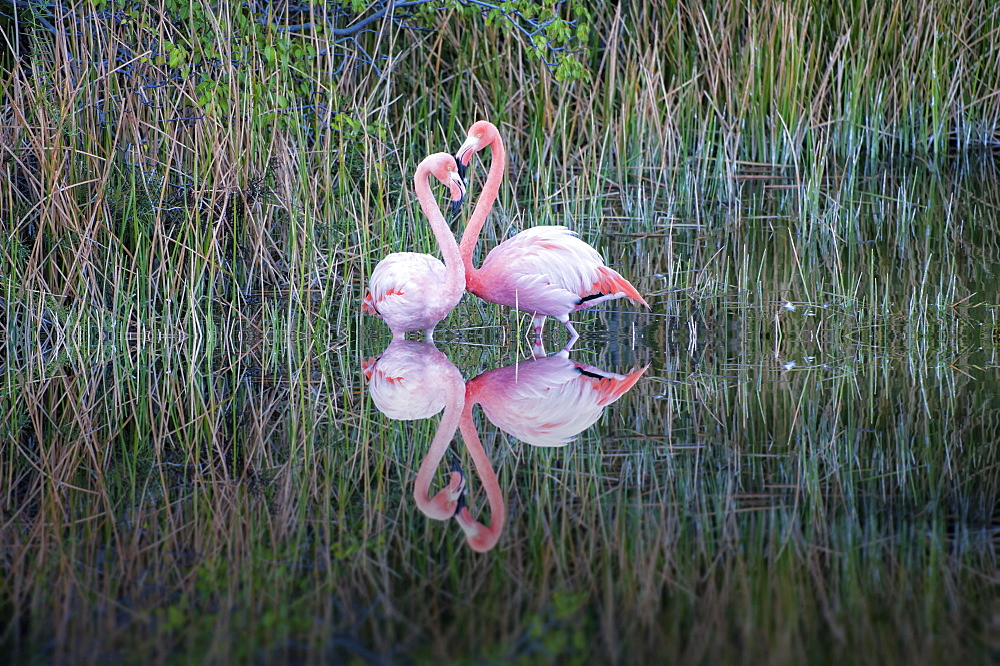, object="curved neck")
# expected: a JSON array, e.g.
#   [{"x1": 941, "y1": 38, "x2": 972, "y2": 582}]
[
  {"x1": 456, "y1": 392, "x2": 506, "y2": 552},
  {"x1": 414, "y1": 162, "x2": 464, "y2": 291},
  {"x1": 413, "y1": 370, "x2": 466, "y2": 520},
  {"x1": 459, "y1": 133, "x2": 505, "y2": 275}
]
